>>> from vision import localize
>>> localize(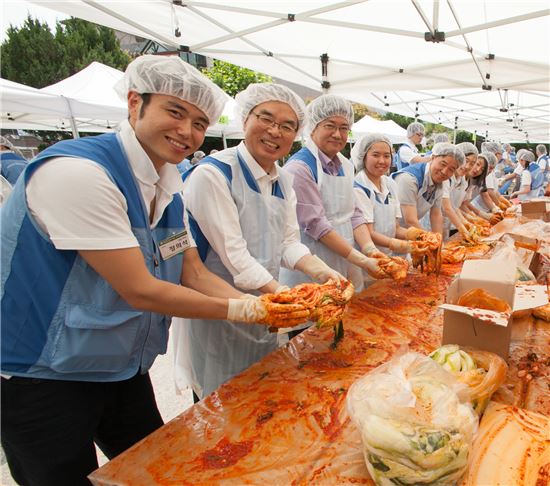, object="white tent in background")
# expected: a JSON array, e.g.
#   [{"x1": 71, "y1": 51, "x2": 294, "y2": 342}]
[
  {"x1": 206, "y1": 97, "x2": 244, "y2": 147},
  {"x1": 27, "y1": 0, "x2": 550, "y2": 142},
  {"x1": 350, "y1": 114, "x2": 408, "y2": 144}
]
